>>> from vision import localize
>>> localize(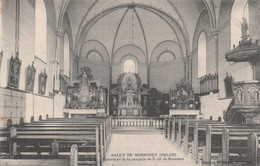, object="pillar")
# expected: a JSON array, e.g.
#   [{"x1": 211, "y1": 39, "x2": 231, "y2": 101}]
[
  {"x1": 73, "y1": 53, "x2": 80, "y2": 80},
  {"x1": 186, "y1": 53, "x2": 193, "y2": 84},
  {"x1": 54, "y1": 29, "x2": 63, "y2": 91},
  {"x1": 109, "y1": 63, "x2": 112, "y2": 85},
  {"x1": 211, "y1": 29, "x2": 219, "y2": 75},
  {"x1": 15, "y1": 0, "x2": 20, "y2": 56},
  {"x1": 182, "y1": 57, "x2": 187, "y2": 82},
  {"x1": 147, "y1": 63, "x2": 150, "y2": 86}
]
